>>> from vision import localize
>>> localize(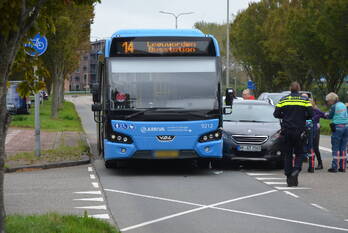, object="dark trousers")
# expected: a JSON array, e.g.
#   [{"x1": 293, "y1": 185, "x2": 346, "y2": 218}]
[
  {"x1": 282, "y1": 129, "x2": 305, "y2": 176},
  {"x1": 313, "y1": 128, "x2": 323, "y2": 165}
]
